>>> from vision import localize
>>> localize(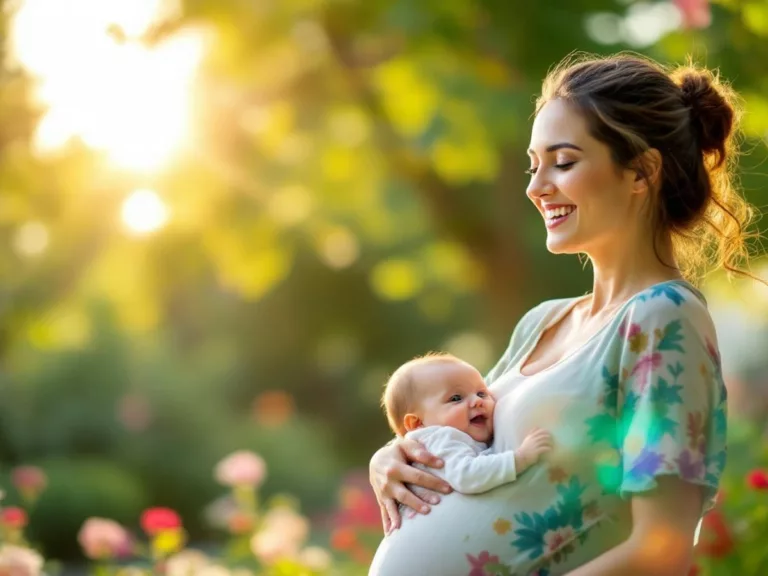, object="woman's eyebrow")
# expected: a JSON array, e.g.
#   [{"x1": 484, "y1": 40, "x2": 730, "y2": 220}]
[{"x1": 527, "y1": 142, "x2": 583, "y2": 155}]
